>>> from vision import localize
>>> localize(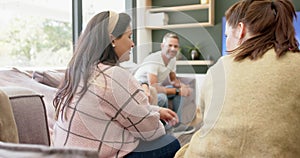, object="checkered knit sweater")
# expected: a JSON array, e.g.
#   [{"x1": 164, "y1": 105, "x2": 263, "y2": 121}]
[{"x1": 53, "y1": 64, "x2": 165, "y2": 158}]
